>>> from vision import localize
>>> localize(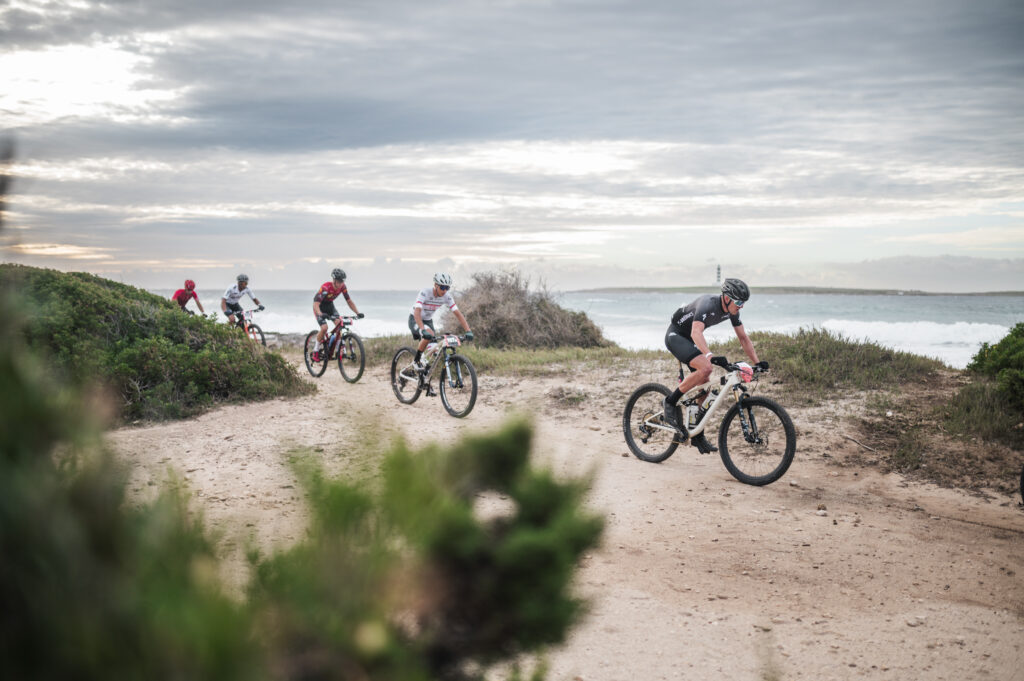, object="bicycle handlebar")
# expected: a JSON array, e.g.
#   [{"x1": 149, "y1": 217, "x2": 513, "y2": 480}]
[{"x1": 710, "y1": 356, "x2": 768, "y2": 374}]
